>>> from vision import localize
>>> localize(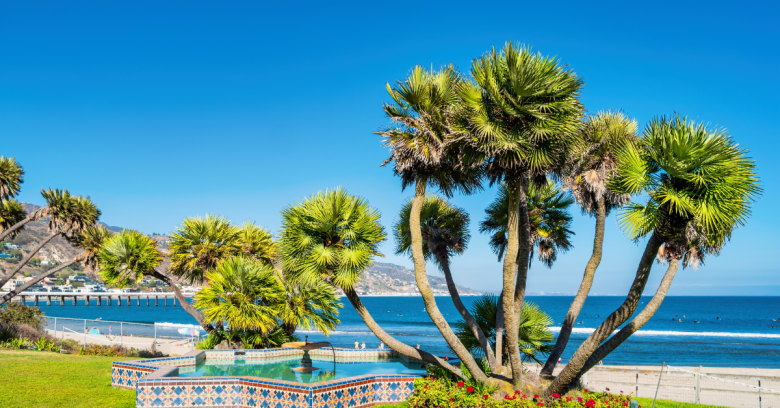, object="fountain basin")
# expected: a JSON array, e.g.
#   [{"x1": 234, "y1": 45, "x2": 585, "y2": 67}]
[{"x1": 112, "y1": 348, "x2": 425, "y2": 408}]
